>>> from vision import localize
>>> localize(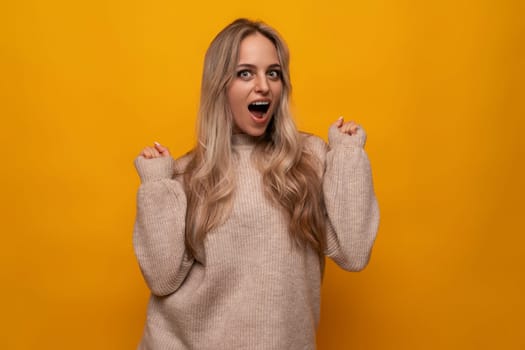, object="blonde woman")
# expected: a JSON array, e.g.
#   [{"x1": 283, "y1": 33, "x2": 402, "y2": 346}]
[{"x1": 133, "y1": 18, "x2": 379, "y2": 349}]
